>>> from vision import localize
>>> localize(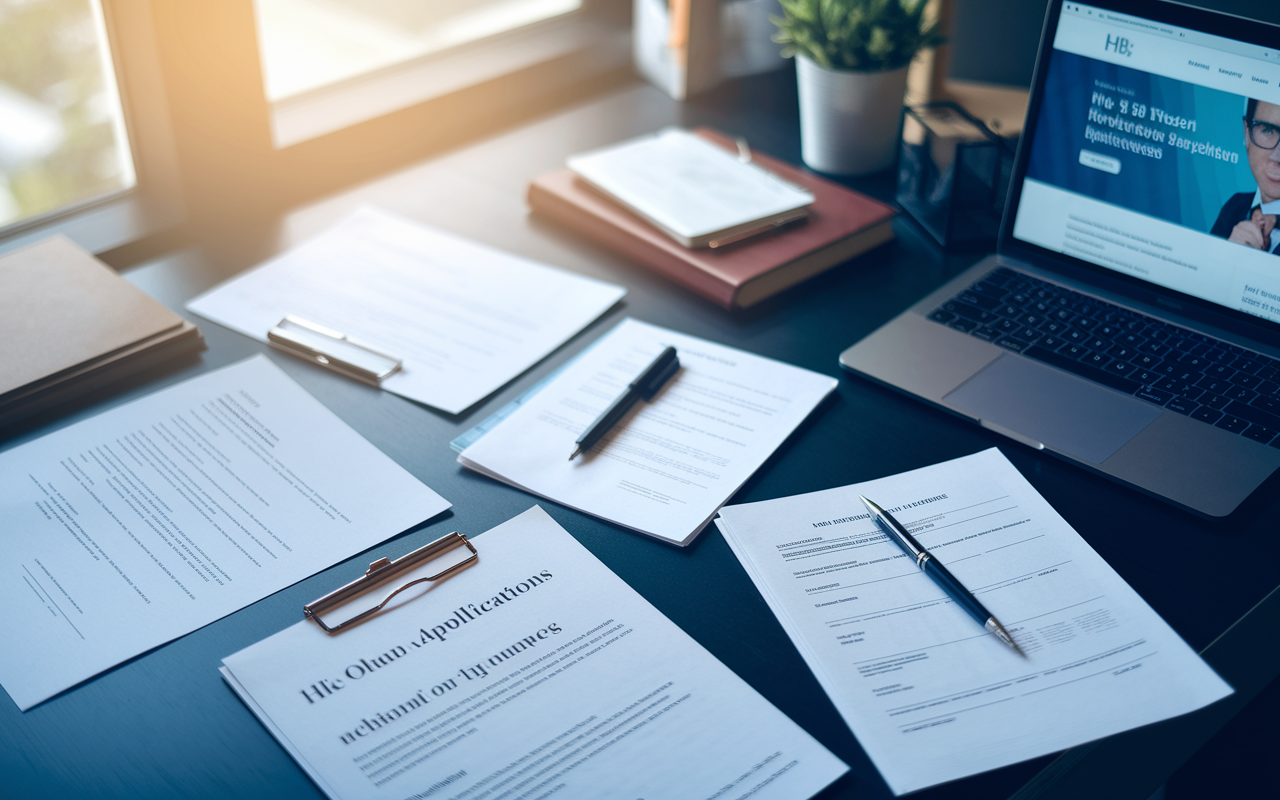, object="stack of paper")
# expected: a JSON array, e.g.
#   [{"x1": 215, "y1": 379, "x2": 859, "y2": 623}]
[
  {"x1": 457, "y1": 319, "x2": 837, "y2": 545},
  {"x1": 187, "y1": 207, "x2": 626, "y2": 415},
  {"x1": 715, "y1": 448, "x2": 1232, "y2": 795},
  {"x1": 0, "y1": 356, "x2": 450, "y2": 711},
  {"x1": 221, "y1": 506, "x2": 849, "y2": 800}
]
